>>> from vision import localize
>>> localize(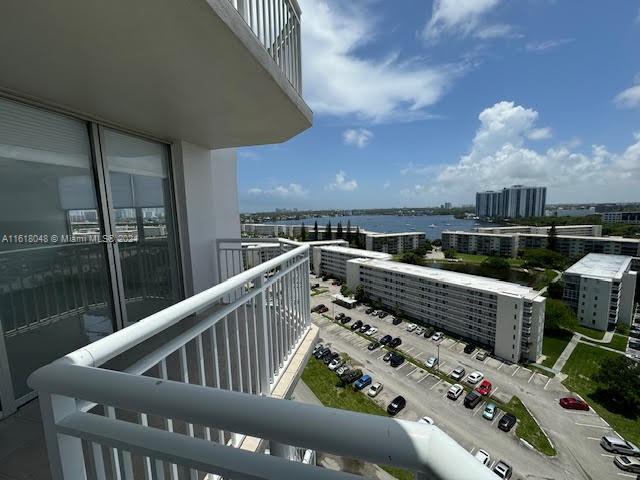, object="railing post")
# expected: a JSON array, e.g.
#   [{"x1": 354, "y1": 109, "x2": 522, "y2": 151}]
[
  {"x1": 39, "y1": 392, "x2": 87, "y2": 480},
  {"x1": 254, "y1": 275, "x2": 271, "y2": 394},
  {"x1": 270, "y1": 440, "x2": 295, "y2": 461}
]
